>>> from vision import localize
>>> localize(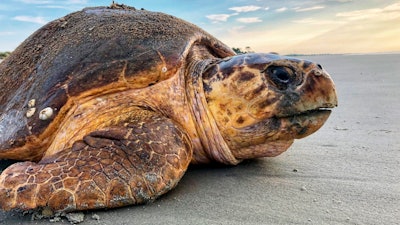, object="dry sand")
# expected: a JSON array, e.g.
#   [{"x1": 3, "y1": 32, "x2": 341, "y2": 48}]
[{"x1": 0, "y1": 53, "x2": 399, "y2": 224}]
